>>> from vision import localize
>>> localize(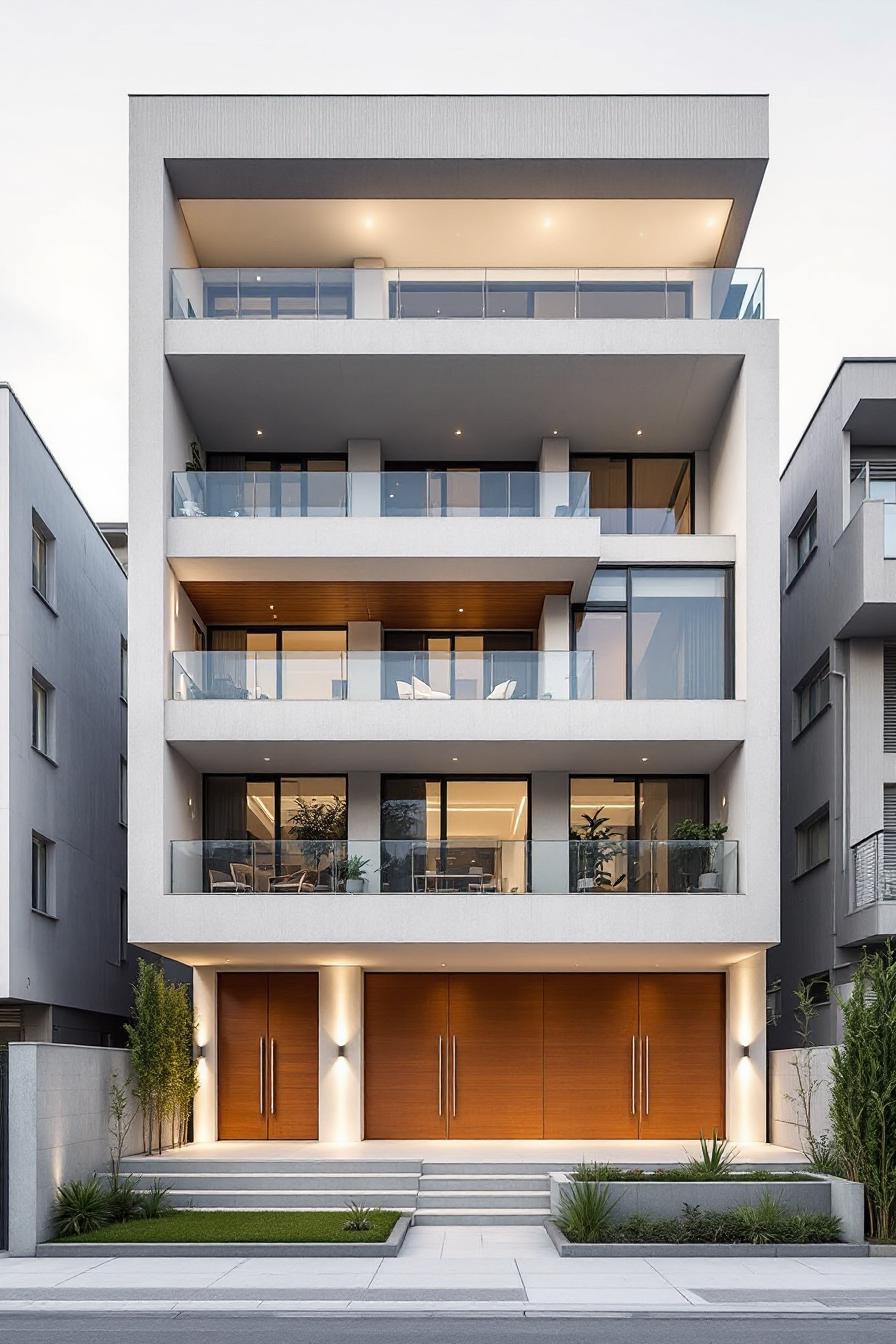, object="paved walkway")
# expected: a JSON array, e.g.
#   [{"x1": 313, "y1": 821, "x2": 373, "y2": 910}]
[{"x1": 3, "y1": 1229, "x2": 896, "y2": 1315}]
